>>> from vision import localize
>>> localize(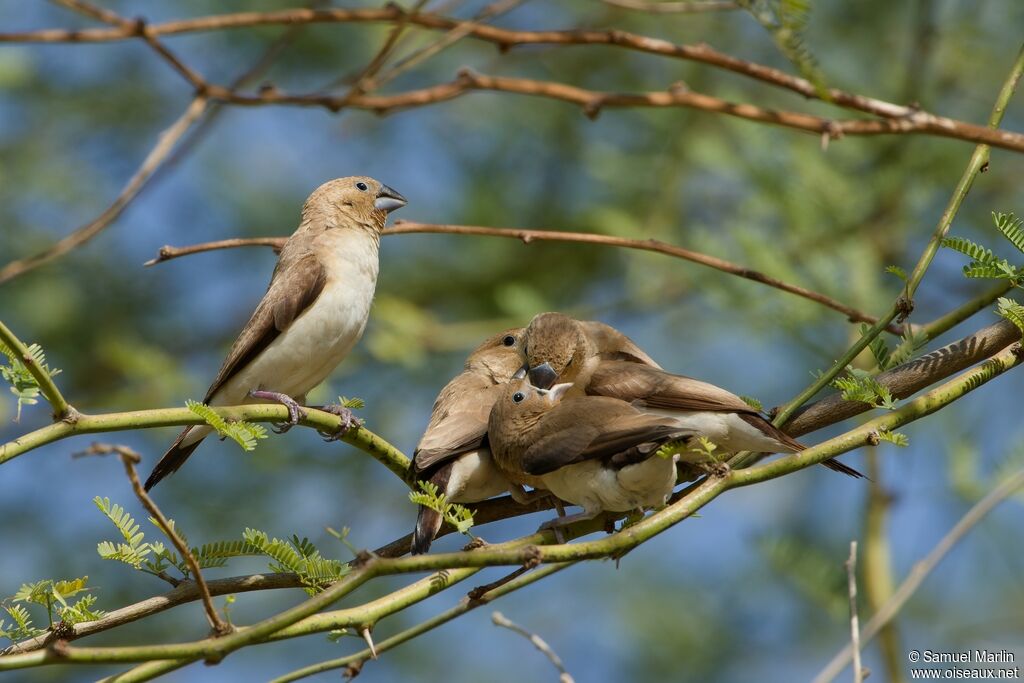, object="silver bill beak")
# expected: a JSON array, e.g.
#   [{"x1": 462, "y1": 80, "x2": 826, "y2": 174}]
[{"x1": 374, "y1": 184, "x2": 407, "y2": 213}]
